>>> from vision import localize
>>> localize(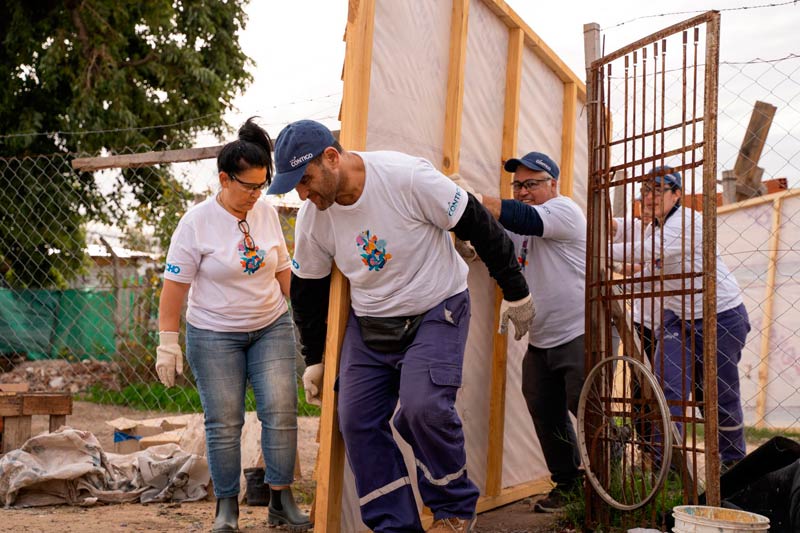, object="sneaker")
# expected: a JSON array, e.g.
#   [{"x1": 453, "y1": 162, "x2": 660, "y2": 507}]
[
  {"x1": 427, "y1": 516, "x2": 476, "y2": 532},
  {"x1": 533, "y1": 490, "x2": 569, "y2": 513}
]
